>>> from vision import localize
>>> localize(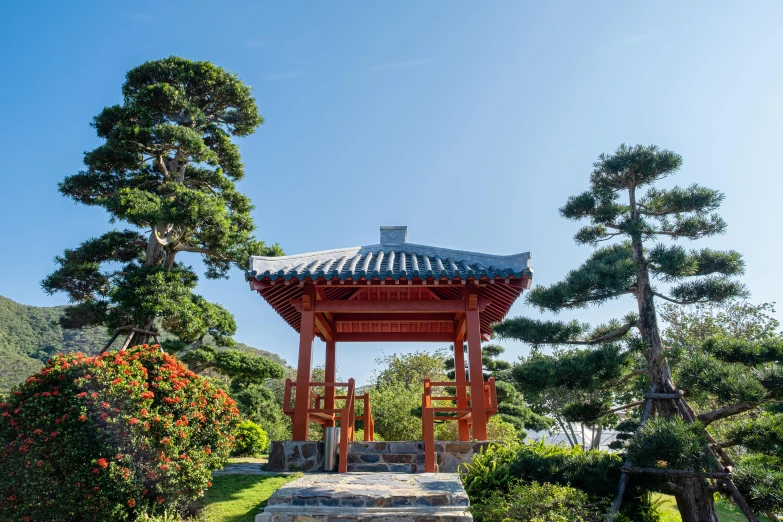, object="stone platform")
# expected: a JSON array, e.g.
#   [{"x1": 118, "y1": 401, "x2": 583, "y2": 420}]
[
  {"x1": 255, "y1": 472, "x2": 472, "y2": 521},
  {"x1": 268, "y1": 440, "x2": 496, "y2": 473}
]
